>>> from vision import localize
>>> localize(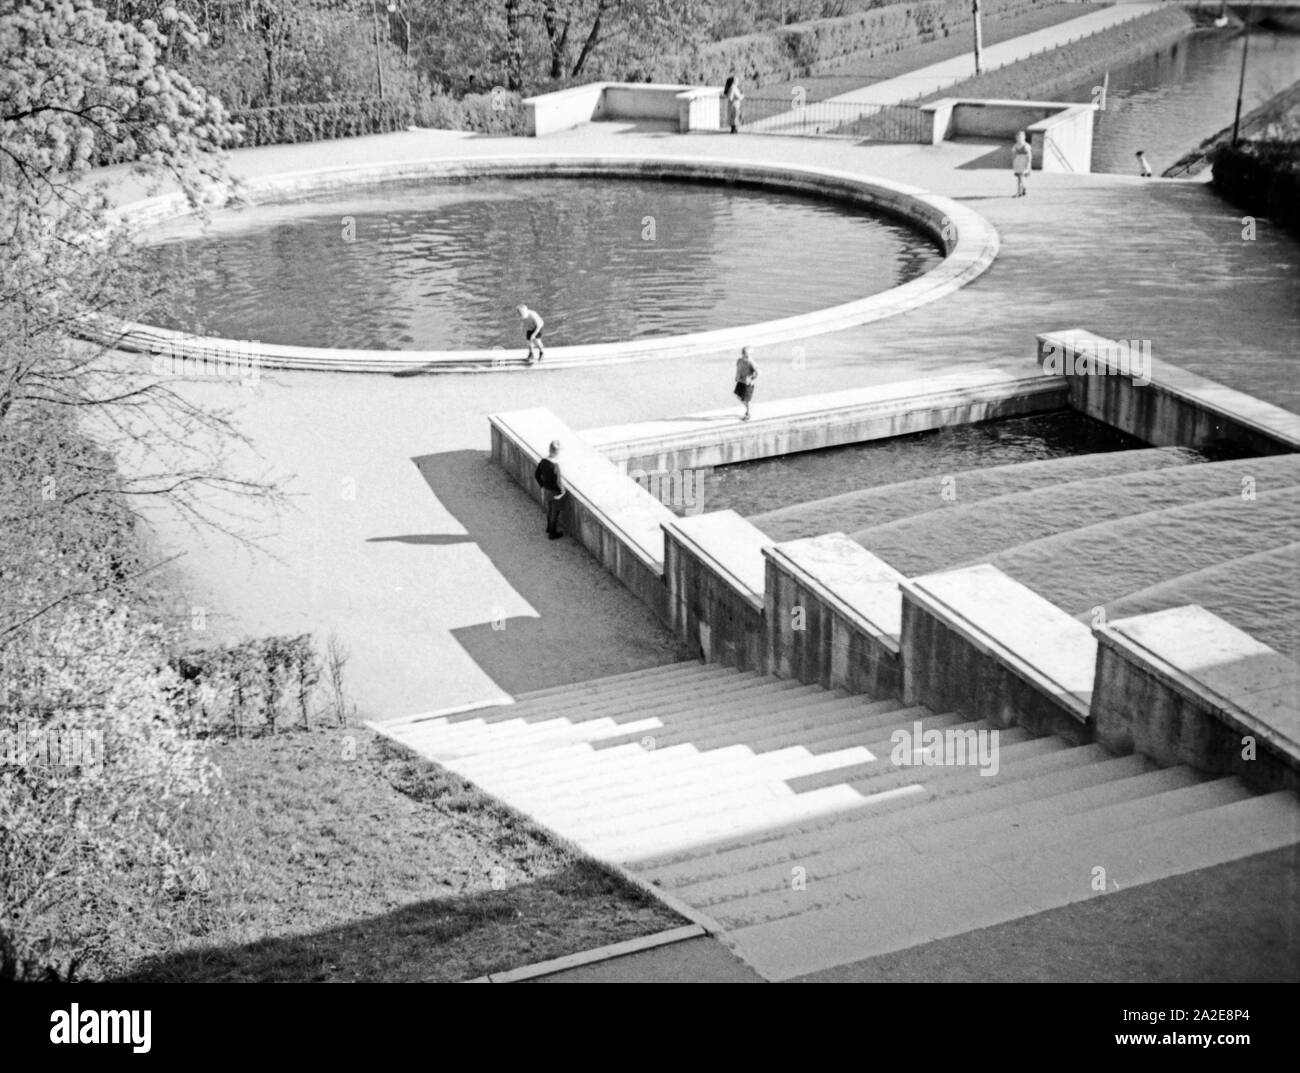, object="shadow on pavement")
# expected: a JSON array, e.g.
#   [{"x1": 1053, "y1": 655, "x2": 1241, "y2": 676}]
[{"x1": 409, "y1": 449, "x2": 691, "y2": 695}]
